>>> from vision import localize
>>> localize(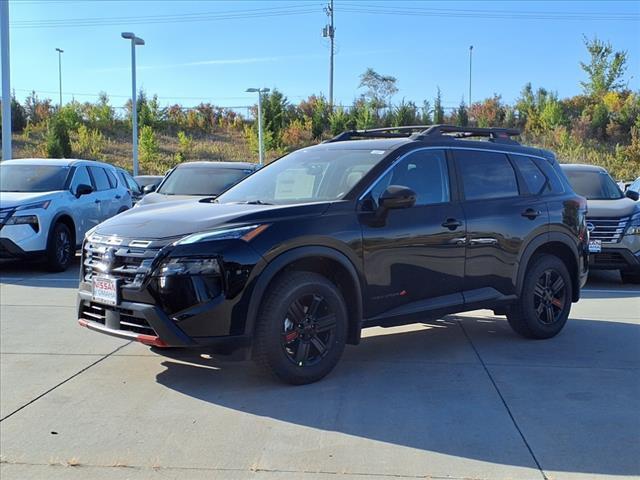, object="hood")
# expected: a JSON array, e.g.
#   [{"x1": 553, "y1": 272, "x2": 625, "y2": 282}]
[
  {"x1": 94, "y1": 200, "x2": 332, "y2": 239},
  {"x1": 0, "y1": 191, "x2": 62, "y2": 209},
  {"x1": 586, "y1": 197, "x2": 639, "y2": 218},
  {"x1": 136, "y1": 192, "x2": 199, "y2": 206}
]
